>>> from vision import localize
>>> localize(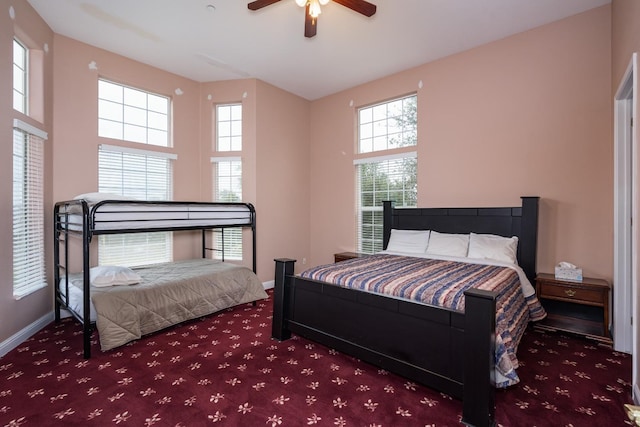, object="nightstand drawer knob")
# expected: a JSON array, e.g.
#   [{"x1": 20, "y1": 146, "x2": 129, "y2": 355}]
[{"x1": 564, "y1": 289, "x2": 576, "y2": 297}]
